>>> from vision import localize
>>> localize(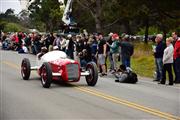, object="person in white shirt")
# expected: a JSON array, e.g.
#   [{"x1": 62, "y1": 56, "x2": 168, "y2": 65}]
[
  {"x1": 18, "y1": 43, "x2": 28, "y2": 54},
  {"x1": 159, "y1": 37, "x2": 174, "y2": 85},
  {"x1": 22, "y1": 45, "x2": 28, "y2": 53}
]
